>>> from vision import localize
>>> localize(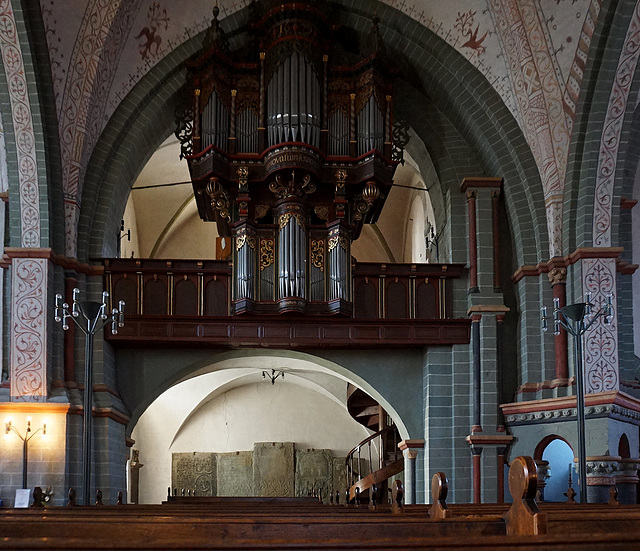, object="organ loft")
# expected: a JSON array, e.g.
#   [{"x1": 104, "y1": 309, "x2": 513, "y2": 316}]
[{"x1": 182, "y1": 2, "x2": 398, "y2": 315}]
